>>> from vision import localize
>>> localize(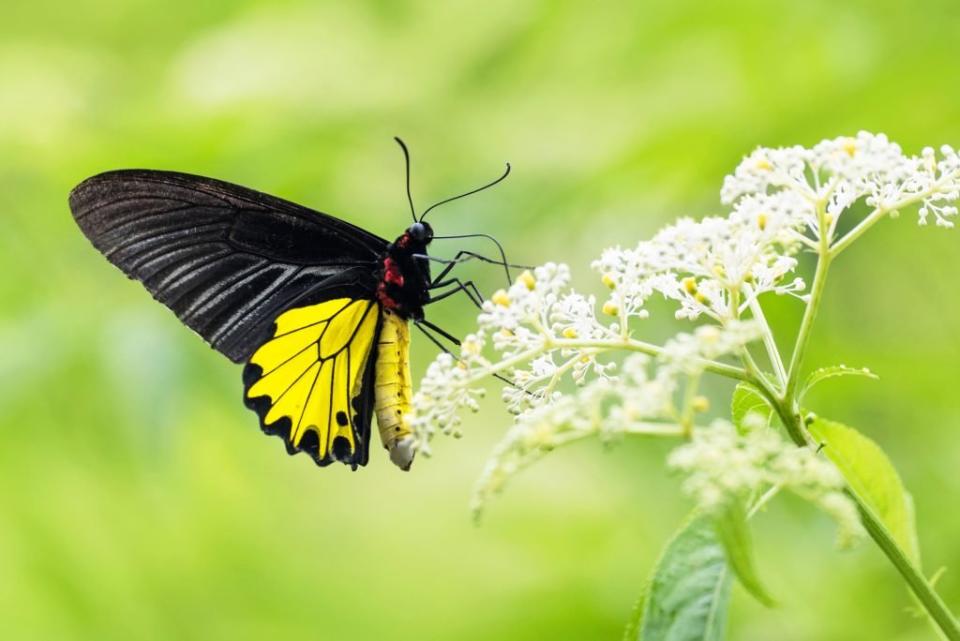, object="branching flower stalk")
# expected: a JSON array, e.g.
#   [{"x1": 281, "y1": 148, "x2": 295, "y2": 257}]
[{"x1": 408, "y1": 132, "x2": 960, "y2": 638}]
